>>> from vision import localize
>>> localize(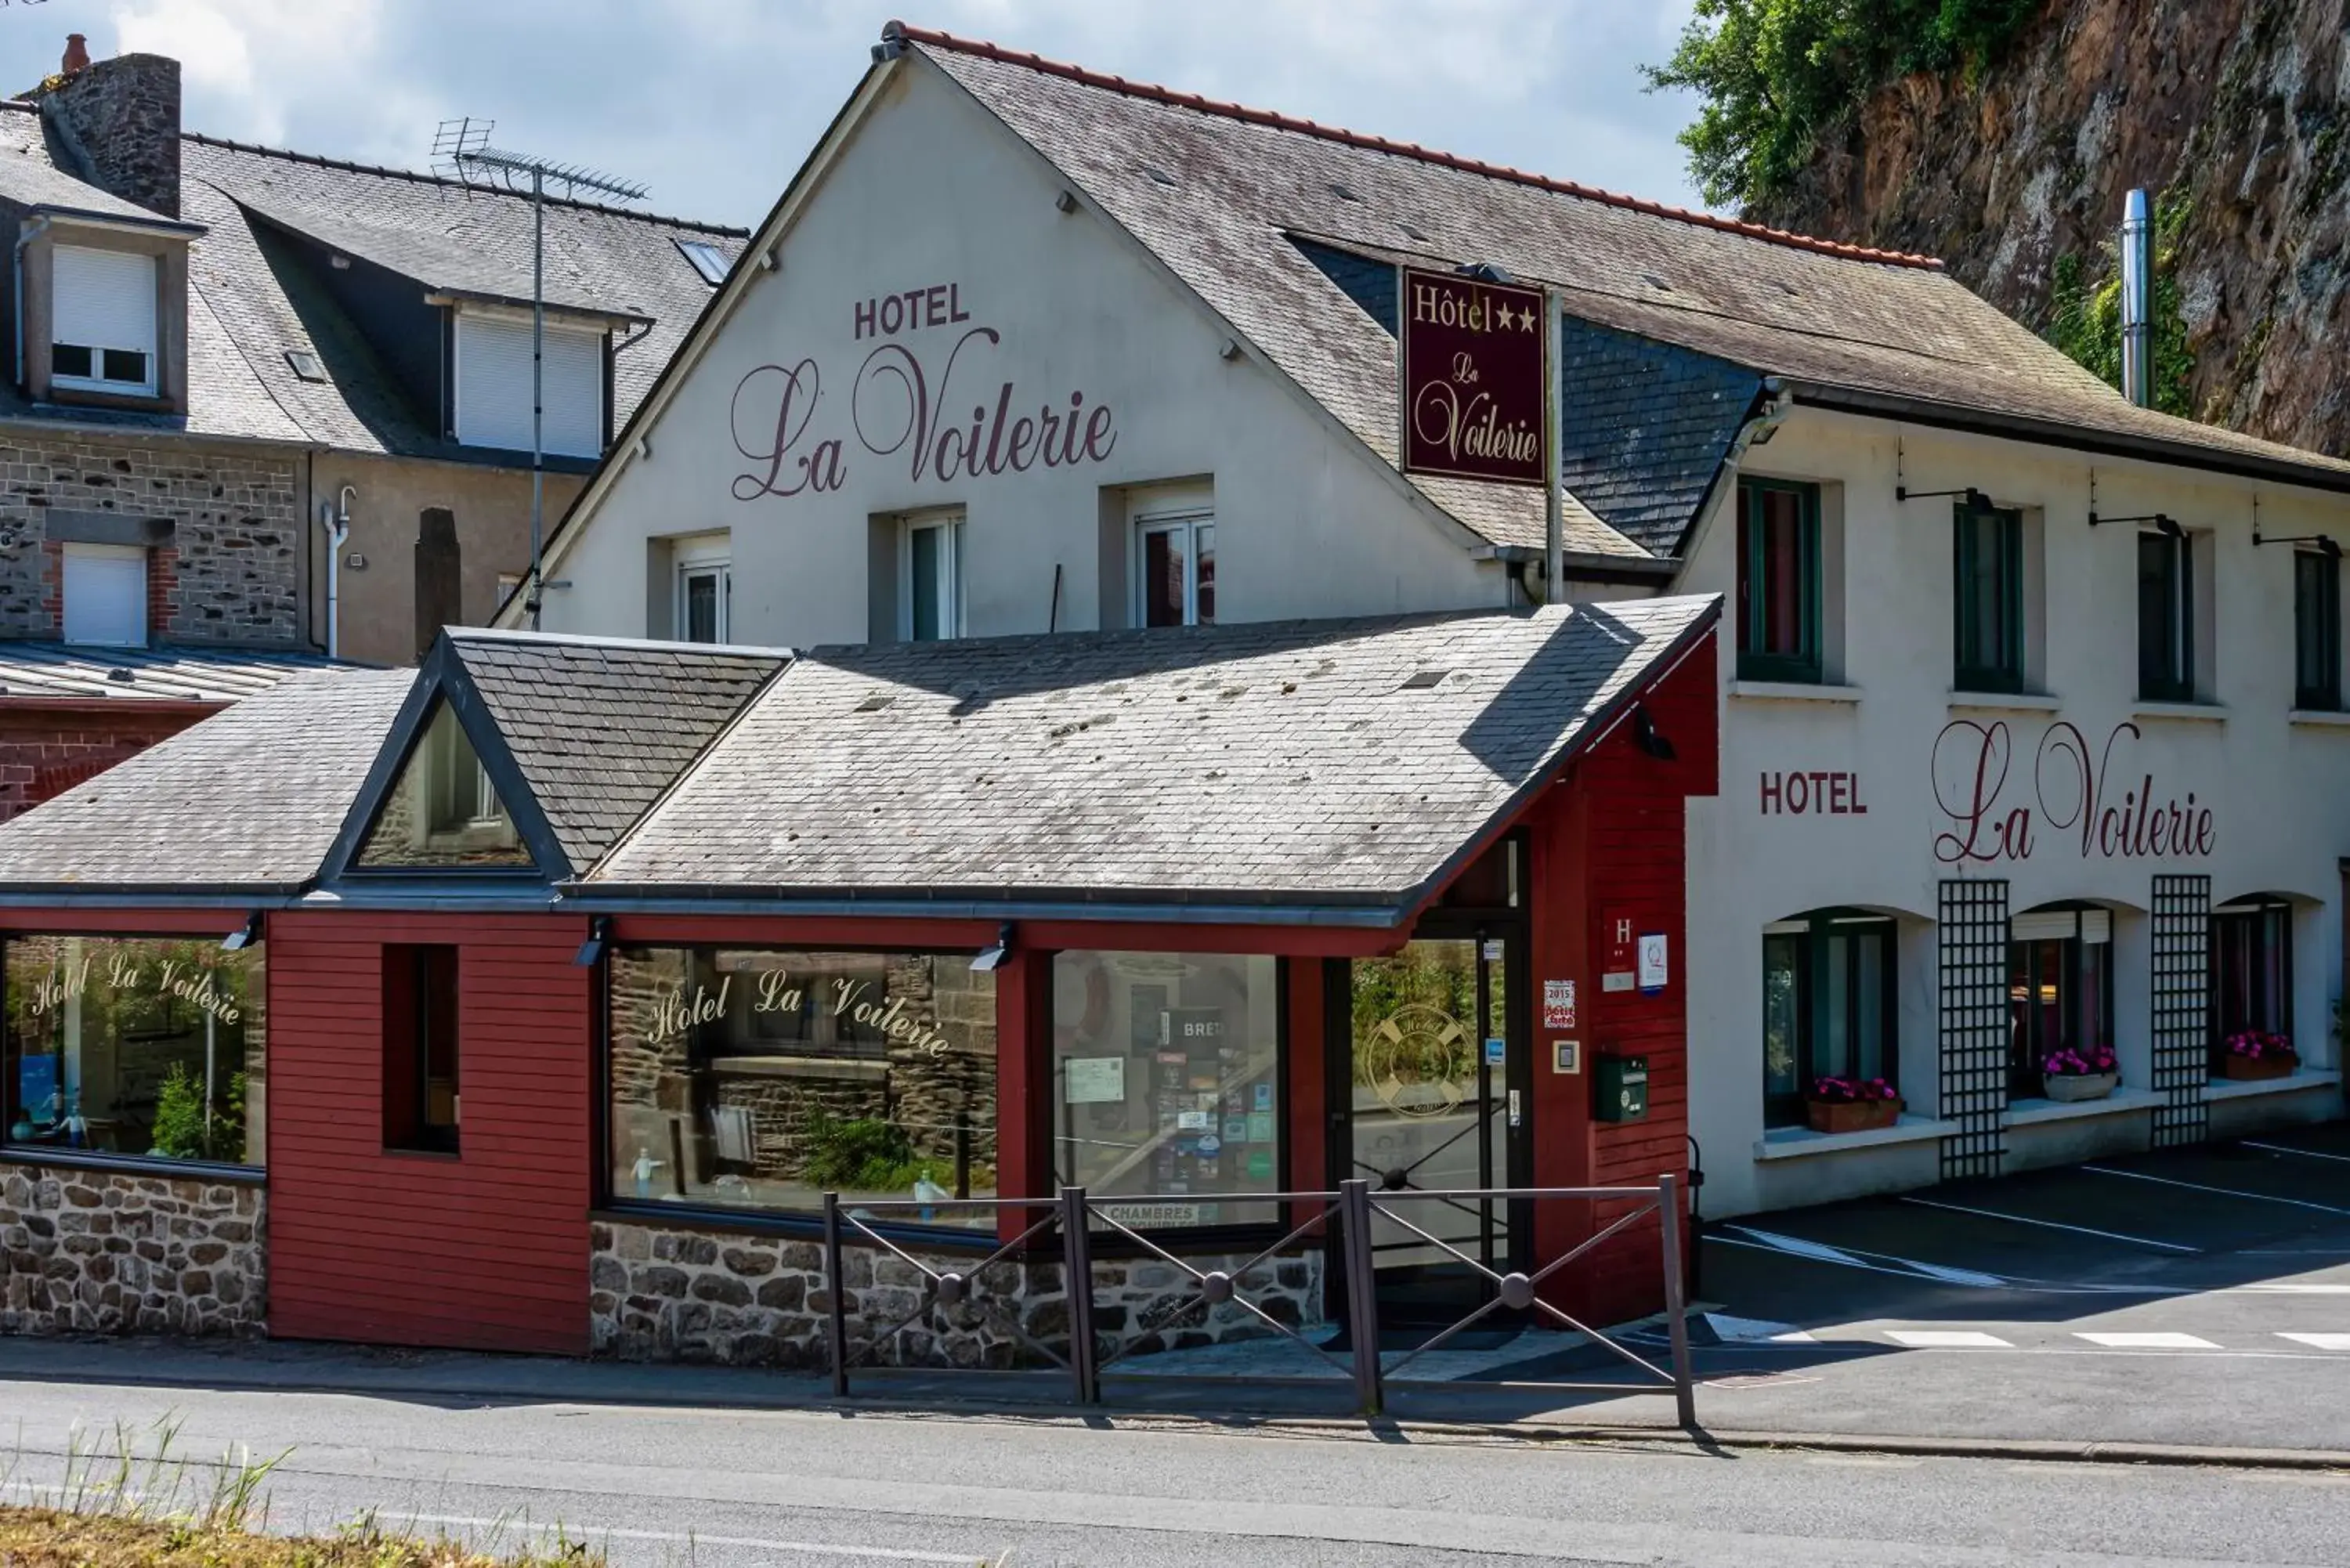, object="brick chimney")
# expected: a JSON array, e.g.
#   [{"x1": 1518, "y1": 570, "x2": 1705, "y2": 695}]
[{"x1": 27, "y1": 43, "x2": 181, "y2": 219}]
